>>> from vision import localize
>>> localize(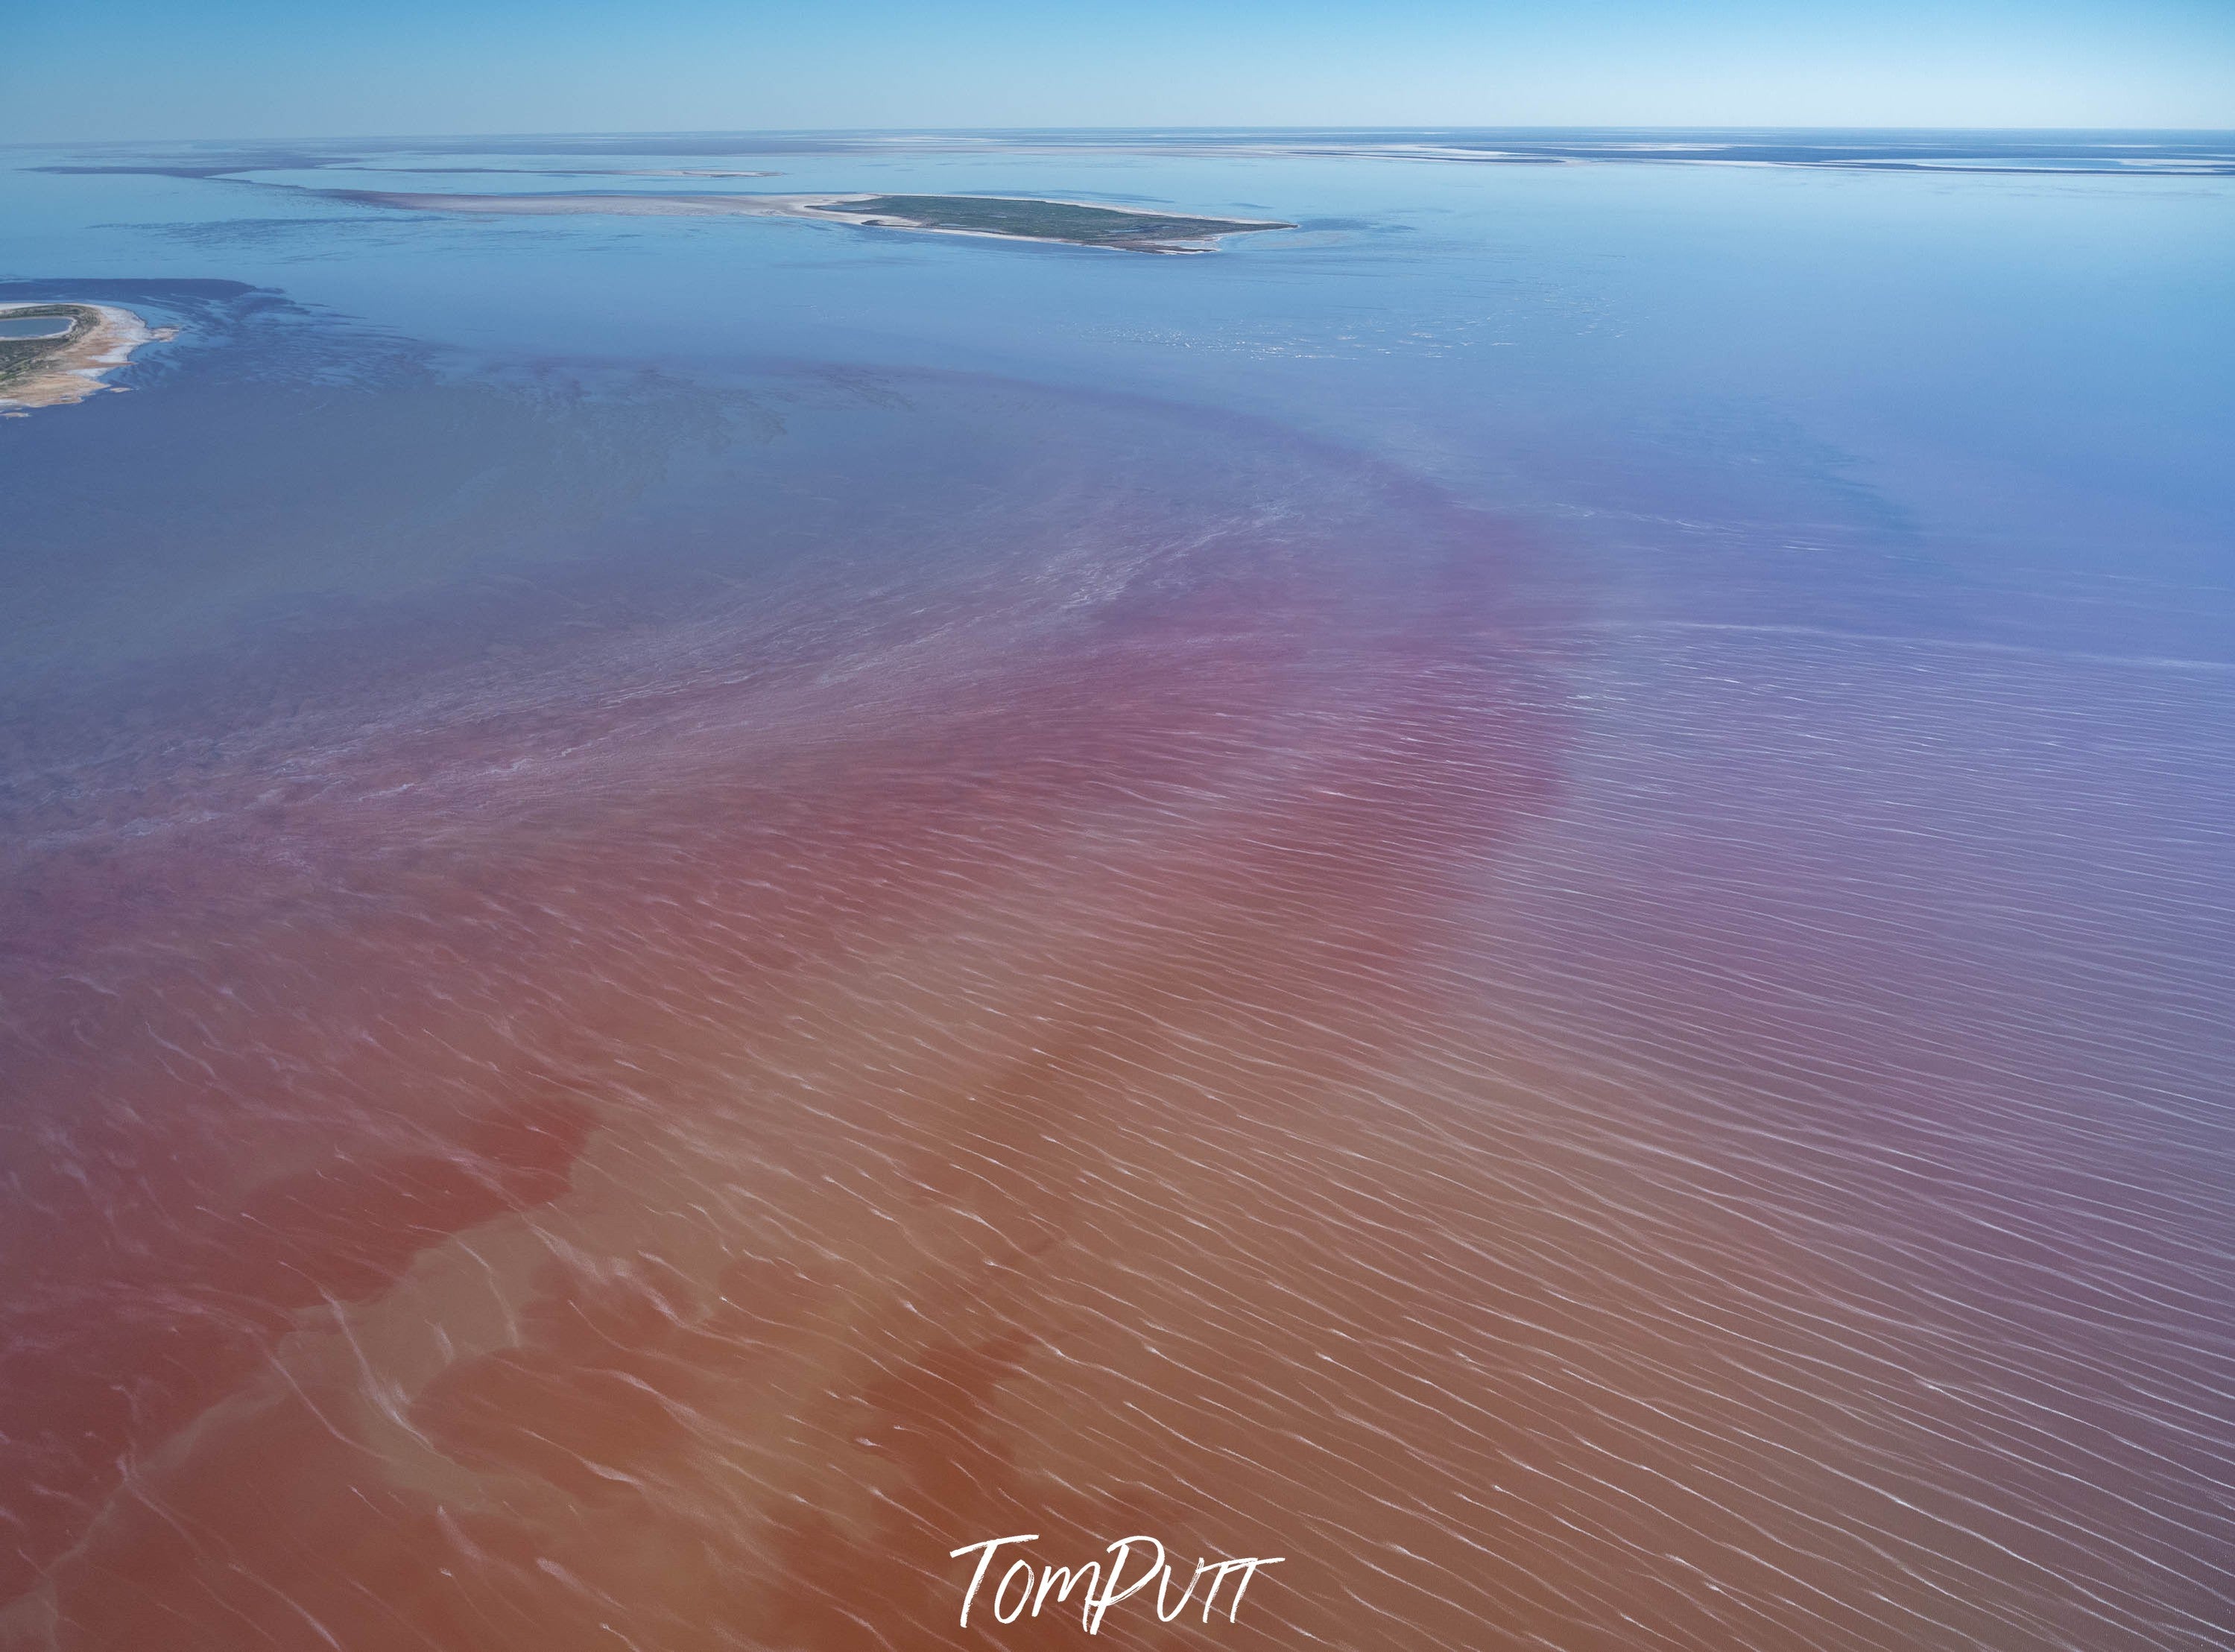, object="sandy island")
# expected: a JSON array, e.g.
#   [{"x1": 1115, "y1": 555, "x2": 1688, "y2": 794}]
[
  {"x1": 0, "y1": 303, "x2": 174, "y2": 414},
  {"x1": 345, "y1": 167, "x2": 783, "y2": 179},
  {"x1": 320, "y1": 188, "x2": 1294, "y2": 253}
]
